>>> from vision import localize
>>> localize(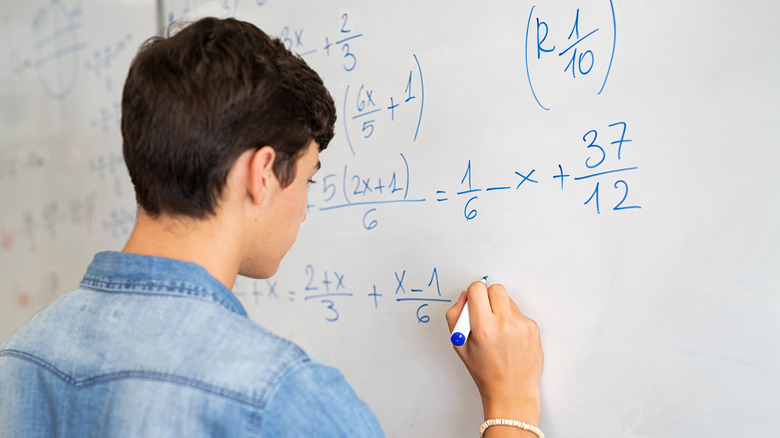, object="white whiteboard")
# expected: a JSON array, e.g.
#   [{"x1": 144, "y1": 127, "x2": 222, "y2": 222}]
[
  {"x1": 0, "y1": 1, "x2": 155, "y2": 330},
  {"x1": 3, "y1": 1, "x2": 780, "y2": 437}
]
